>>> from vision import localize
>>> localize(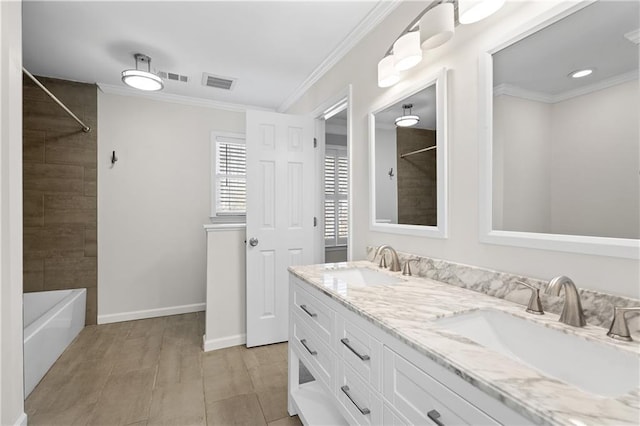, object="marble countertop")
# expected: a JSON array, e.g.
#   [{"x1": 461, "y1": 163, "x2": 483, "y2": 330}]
[{"x1": 289, "y1": 261, "x2": 640, "y2": 426}]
